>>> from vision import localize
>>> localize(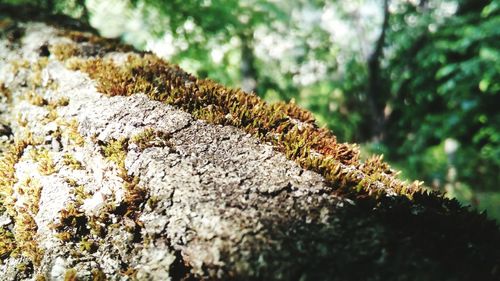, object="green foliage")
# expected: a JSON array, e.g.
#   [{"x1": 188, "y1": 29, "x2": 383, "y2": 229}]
[{"x1": 384, "y1": 0, "x2": 500, "y2": 192}]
